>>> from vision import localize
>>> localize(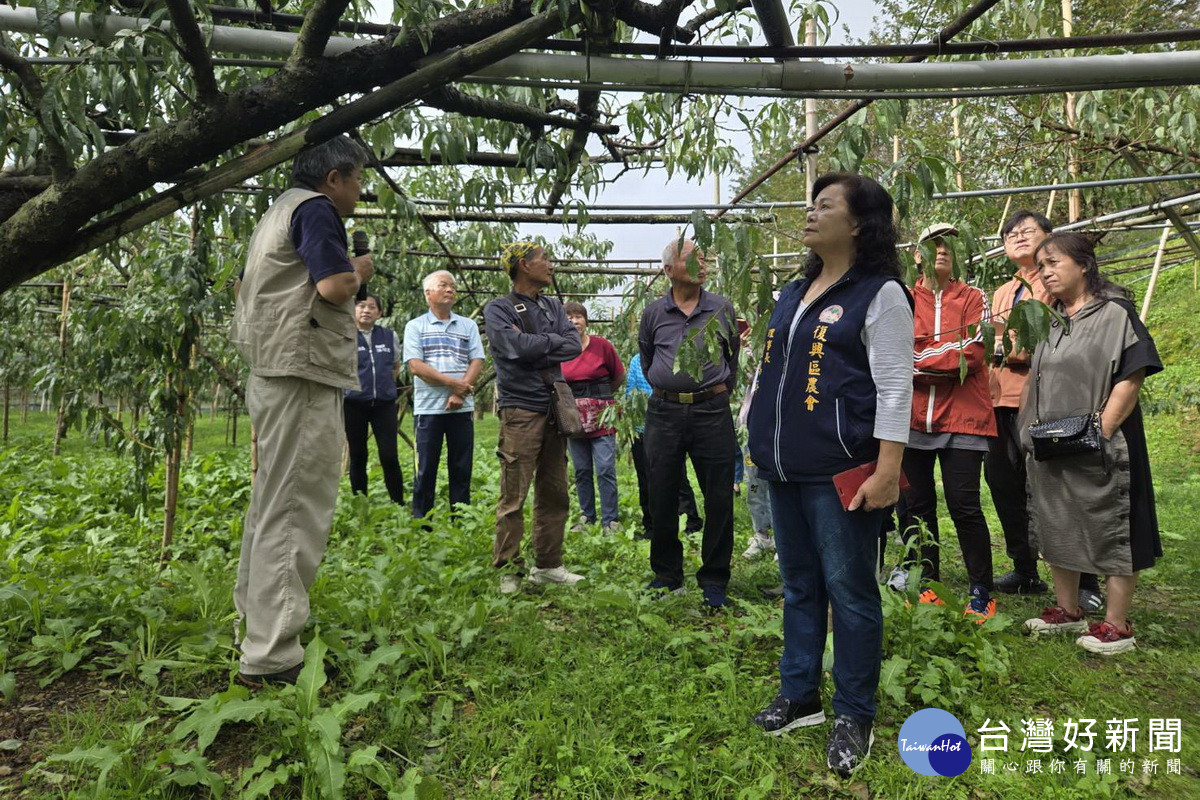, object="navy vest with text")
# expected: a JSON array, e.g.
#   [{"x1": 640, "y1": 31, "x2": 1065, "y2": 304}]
[
  {"x1": 748, "y1": 268, "x2": 909, "y2": 481},
  {"x1": 345, "y1": 325, "x2": 398, "y2": 403}
]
